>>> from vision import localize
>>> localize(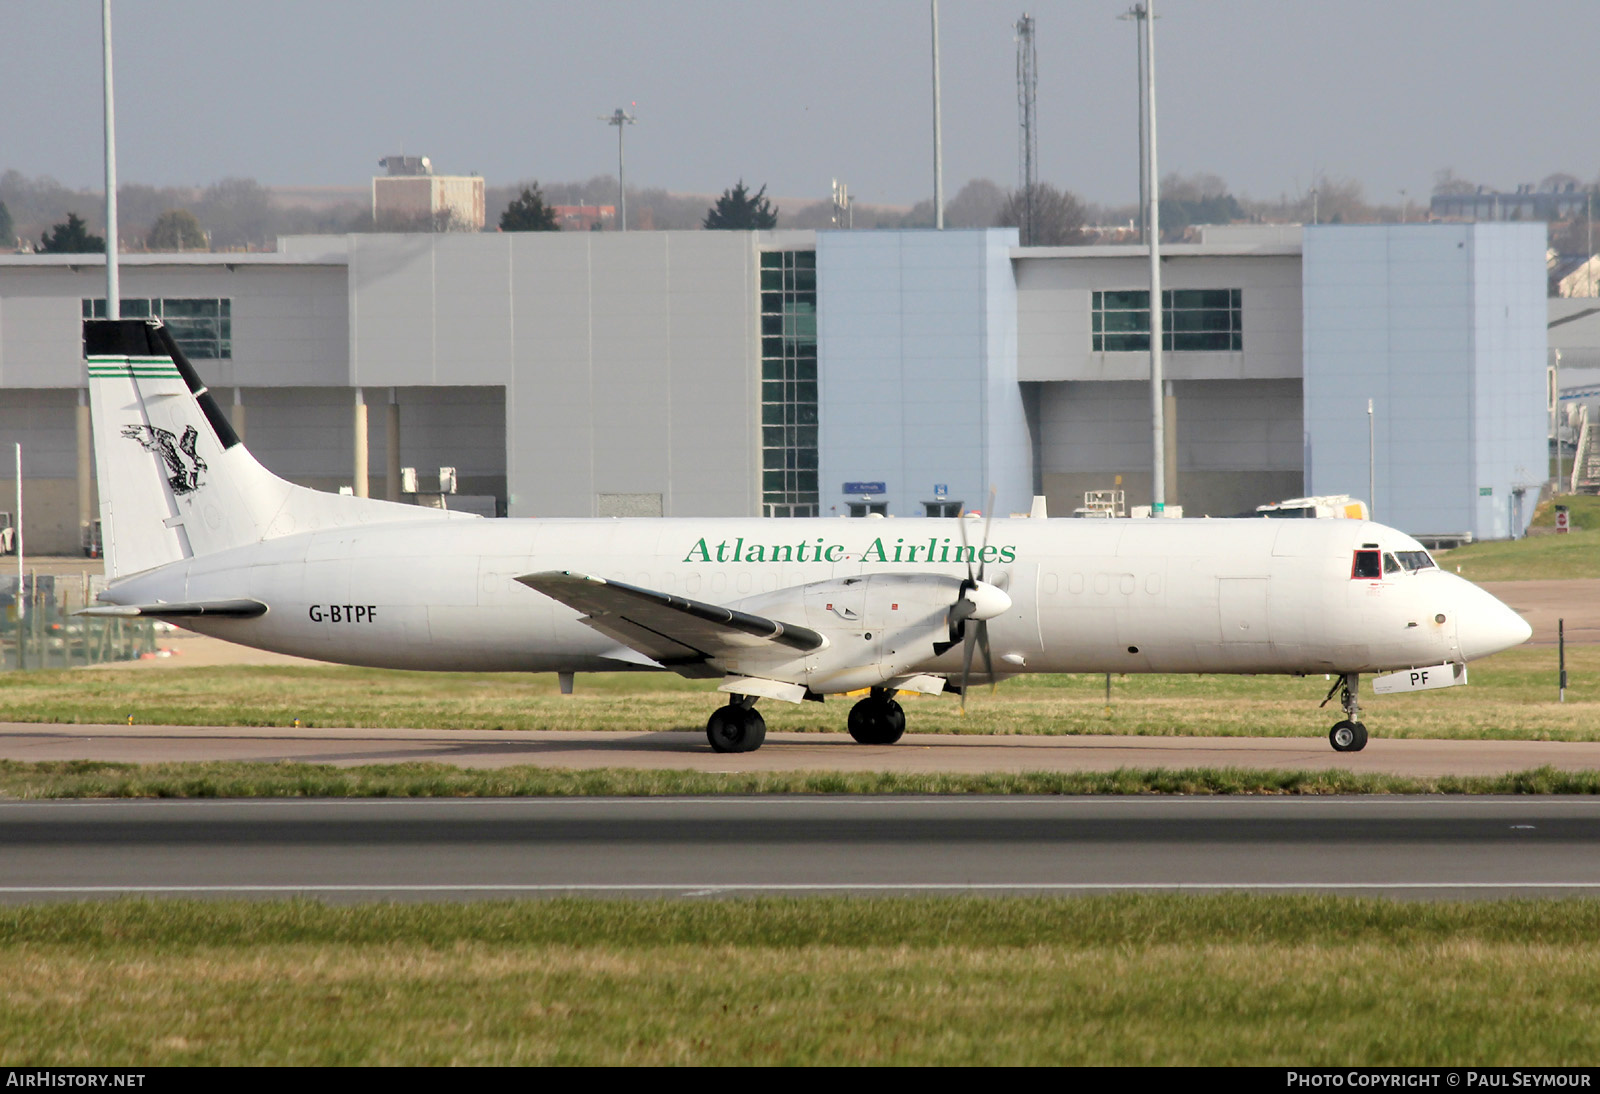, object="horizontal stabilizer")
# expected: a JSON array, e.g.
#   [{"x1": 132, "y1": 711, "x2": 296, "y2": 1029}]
[{"x1": 78, "y1": 599, "x2": 269, "y2": 620}]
